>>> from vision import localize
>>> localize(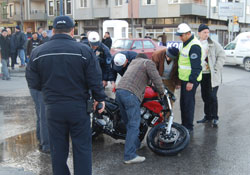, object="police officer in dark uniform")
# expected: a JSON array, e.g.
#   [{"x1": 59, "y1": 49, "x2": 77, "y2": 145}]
[
  {"x1": 26, "y1": 16, "x2": 106, "y2": 175},
  {"x1": 175, "y1": 23, "x2": 202, "y2": 133},
  {"x1": 88, "y1": 31, "x2": 112, "y2": 87},
  {"x1": 109, "y1": 51, "x2": 137, "y2": 90}
]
